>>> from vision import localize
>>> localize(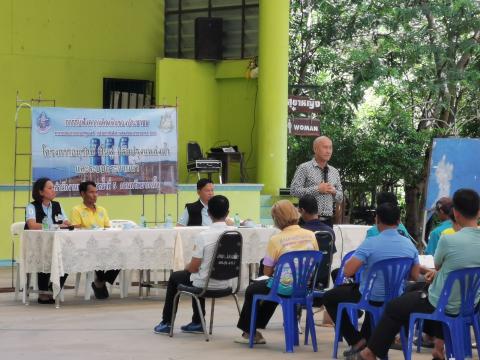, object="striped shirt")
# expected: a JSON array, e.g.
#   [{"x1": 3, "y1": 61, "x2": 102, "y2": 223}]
[{"x1": 290, "y1": 159, "x2": 343, "y2": 217}]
